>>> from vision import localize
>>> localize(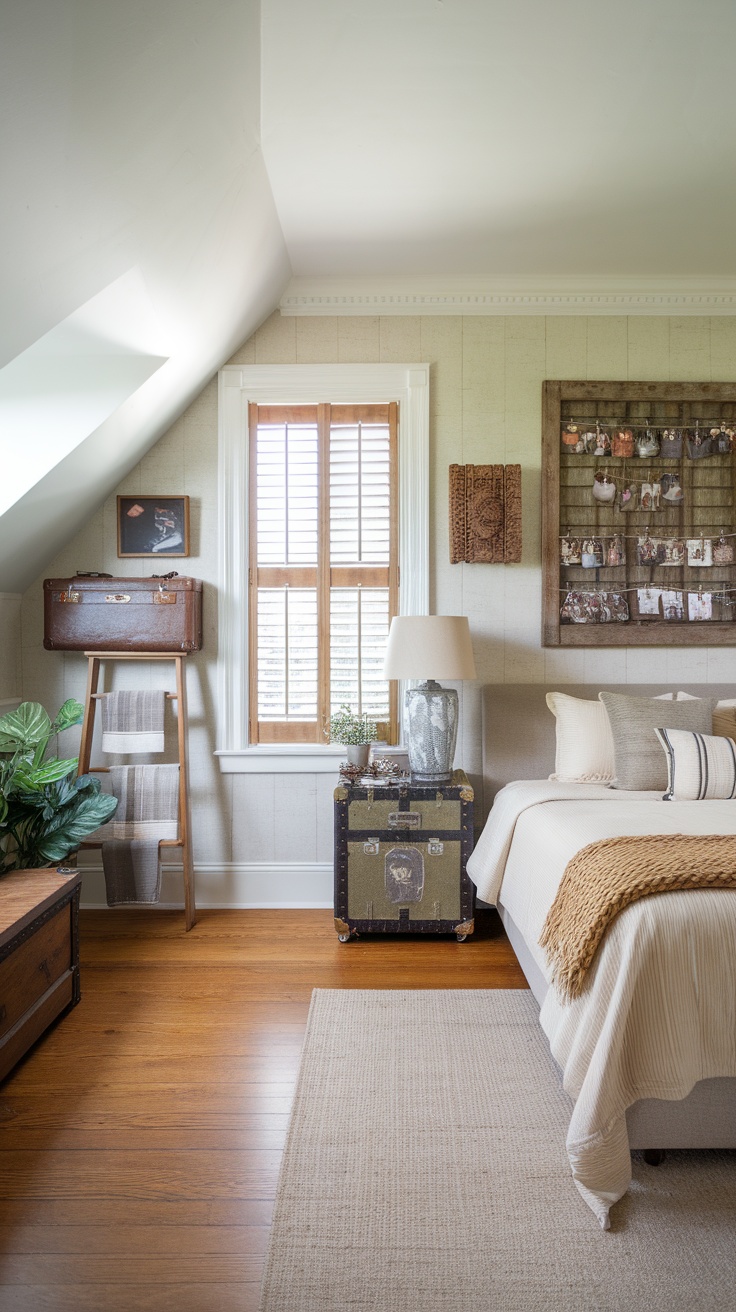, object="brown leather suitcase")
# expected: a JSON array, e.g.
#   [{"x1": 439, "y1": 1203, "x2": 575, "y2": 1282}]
[{"x1": 43, "y1": 576, "x2": 203, "y2": 652}]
